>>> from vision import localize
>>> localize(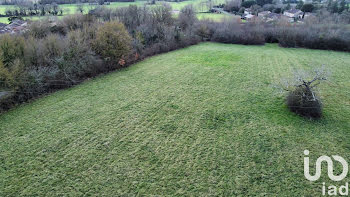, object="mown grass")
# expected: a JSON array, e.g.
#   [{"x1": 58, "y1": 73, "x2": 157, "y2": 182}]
[{"x1": 0, "y1": 43, "x2": 350, "y2": 196}]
